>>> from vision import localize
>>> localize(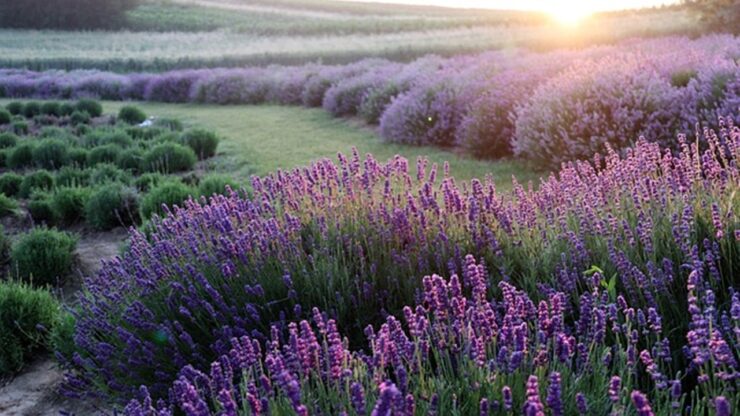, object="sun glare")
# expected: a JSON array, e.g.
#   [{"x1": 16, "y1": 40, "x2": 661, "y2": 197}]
[{"x1": 544, "y1": 2, "x2": 594, "y2": 26}]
